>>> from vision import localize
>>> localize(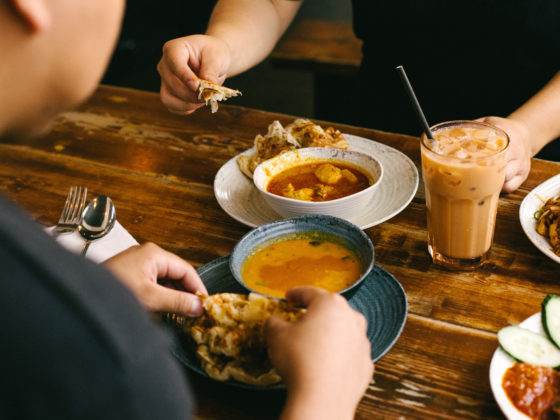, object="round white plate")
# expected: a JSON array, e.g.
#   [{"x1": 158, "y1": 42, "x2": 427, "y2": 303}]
[
  {"x1": 489, "y1": 313, "x2": 541, "y2": 420},
  {"x1": 214, "y1": 134, "x2": 419, "y2": 229},
  {"x1": 519, "y1": 174, "x2": 560, "y2": 264}
]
